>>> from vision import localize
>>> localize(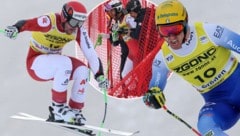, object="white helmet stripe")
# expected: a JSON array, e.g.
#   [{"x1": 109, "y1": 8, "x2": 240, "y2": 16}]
[{"x1": 72, "y1": 12, "x2": 87, "y2": 21}]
